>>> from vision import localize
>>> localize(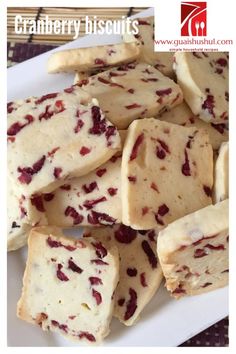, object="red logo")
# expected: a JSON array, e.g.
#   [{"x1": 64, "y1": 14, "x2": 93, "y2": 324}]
[{"x1": 181, "y1": 2, "x2": 207, "y2": 36}]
